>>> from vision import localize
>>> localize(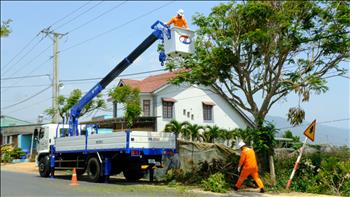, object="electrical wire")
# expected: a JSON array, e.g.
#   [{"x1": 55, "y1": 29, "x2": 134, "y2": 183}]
[
  {"x1": 48, "y1": 1, "x2": 92, "y2": 29},
  {"x1": 1, "y1": 74, "x2": 50, "y2": 80},
  {"x1": 1, "y1": 1, "x2": 92, "y2": 77},
  {"x1": 3, "y1": 45, "x2": 51, "y2": 78},
  {"x1": 1, "y1": 56, "x2": 52, "y2": 93},
  {"x1": 1, "y1": 86, "x2": 51, "y2": 110},
  {"x1": 278, "y1": 118, "x2": 350, "y2": 130},
  {"x1": 1, "y1": 35, "x2": 39, "y2": 73},
  {"x1": 2, "y1": 37, "x2": 44, "y2": 75},
  {"x1": 1, "y1": 84, "x2": 50, "y2": 89},
  {"x1": 53, "y1": 1, "x2": 105, "y2": 31},
  {"x1": 60, "y1": 1, "x2": 174, "y2": 54},
  {"x1": 60, "y1": 68, "x2": 166, "y2": 82},
  {"x1": 67, "y1": 1, "x2": 127, "y2": 33},
  {"x1": 5, "y1": 97, "x2": 52, "y2": 115}
]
